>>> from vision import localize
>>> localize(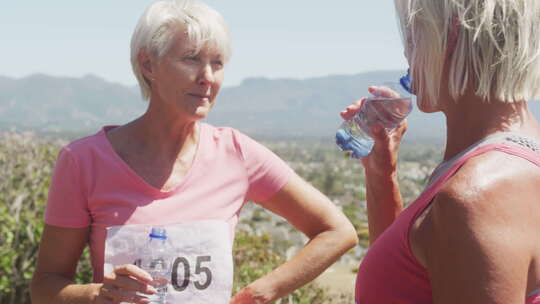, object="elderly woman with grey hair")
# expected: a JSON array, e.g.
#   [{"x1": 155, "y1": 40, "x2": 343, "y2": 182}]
[
  {"x1": 30, "y1": 1, "x2": 357, "y2": 303},
  {"x1": 342, "y1": 0, "x2": 540, "y2": 303}
]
